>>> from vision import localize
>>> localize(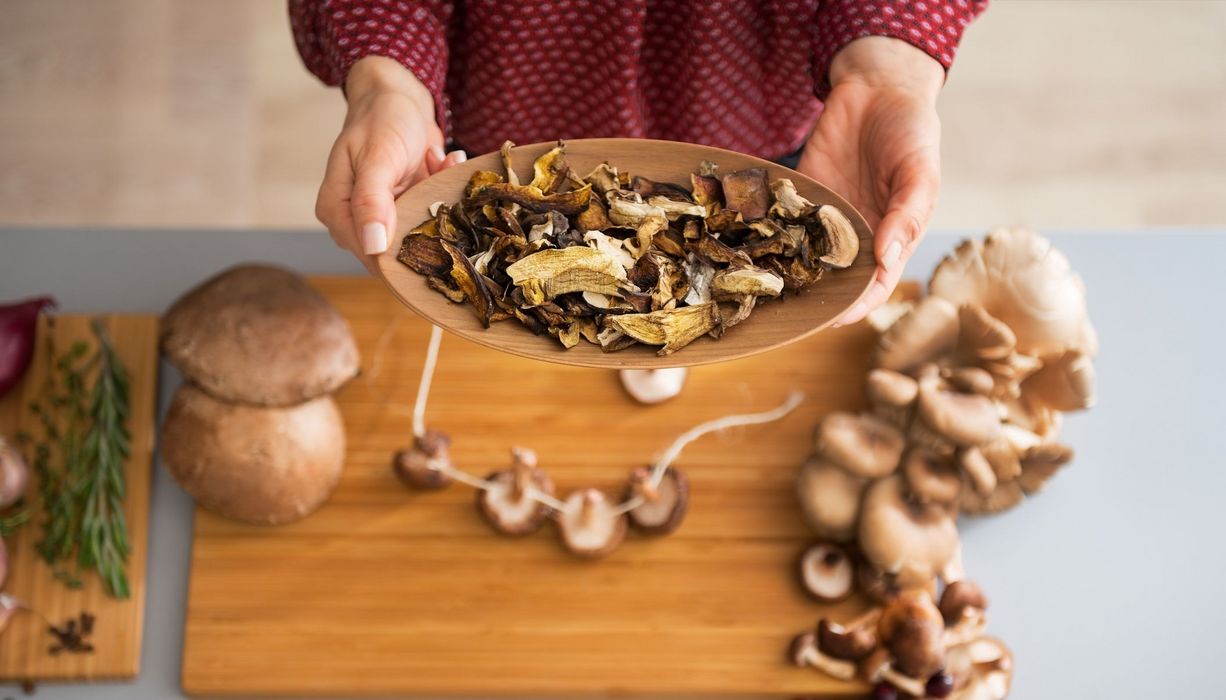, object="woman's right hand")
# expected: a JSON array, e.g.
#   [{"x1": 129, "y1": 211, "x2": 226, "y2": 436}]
[{"x1": 315, "y1": 56, "x2": 466, "y2": 273}]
